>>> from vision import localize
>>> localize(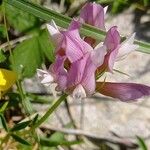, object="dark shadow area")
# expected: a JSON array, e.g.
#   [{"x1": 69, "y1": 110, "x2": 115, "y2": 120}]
[{"x1": 133, "y1": 9, "x2": 150, "y2": 42}]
